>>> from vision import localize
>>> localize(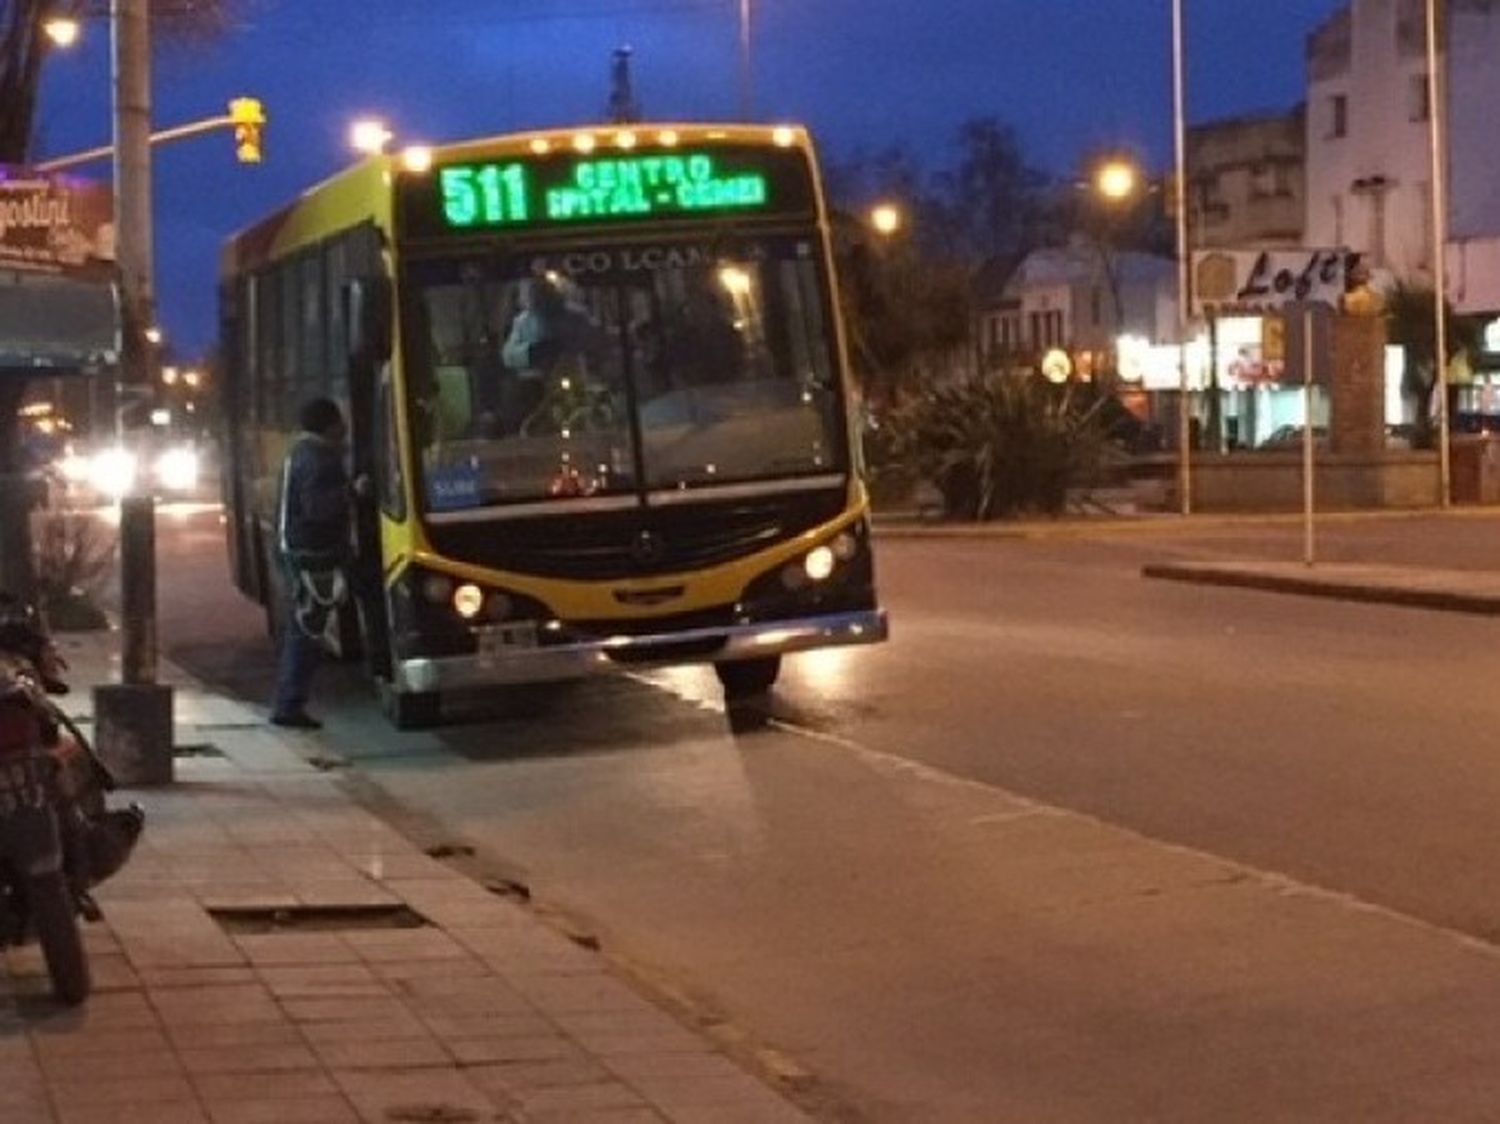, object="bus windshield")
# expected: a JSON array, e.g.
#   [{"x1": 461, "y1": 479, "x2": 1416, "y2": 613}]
[{"x1": 404, "y1": 236, "x2": 845, "y2": 513}]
